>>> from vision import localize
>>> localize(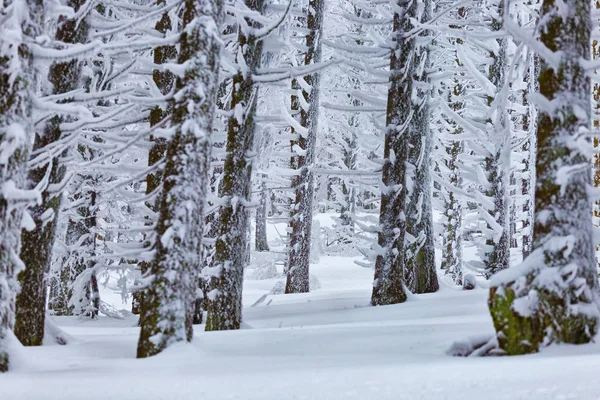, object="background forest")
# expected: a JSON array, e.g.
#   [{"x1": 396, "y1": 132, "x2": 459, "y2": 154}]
[{"x1": 1, "y1": 0, "x2": 600, "y2": 397}]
